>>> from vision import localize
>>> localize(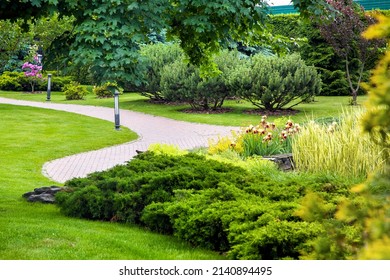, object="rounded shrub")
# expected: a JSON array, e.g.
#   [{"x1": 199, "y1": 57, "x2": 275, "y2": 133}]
[
  {"x1": 160, "y1": 50, "x2": 242, "y2": 110},
  {"x1": 50, "y1": 76, "x2": 74, "y2": 91},
  {"x1": 139, "y1": 43, "x2": 184, "y2": 100},
  {"x1": 160, "y1": 59, "x2": 200, "y2": 105},
  {"x1": 0, "y1": 71, "x2": 74, "y2": 92},
  {"x1": 63, "y1": 81, "x2": 88, "y2": 100},
  {"x1": 0, "y1": 71, "x2": 24, "y2": 91},
  {"x1": 228, "y1": 53, "x2": 322, "y2": 111},
  {"x1": 93, "y1": 82, "x2": 123, "y2": 98},
  {"x1": 93, "y1": 85, "x2": 113, "y2": 98}
]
